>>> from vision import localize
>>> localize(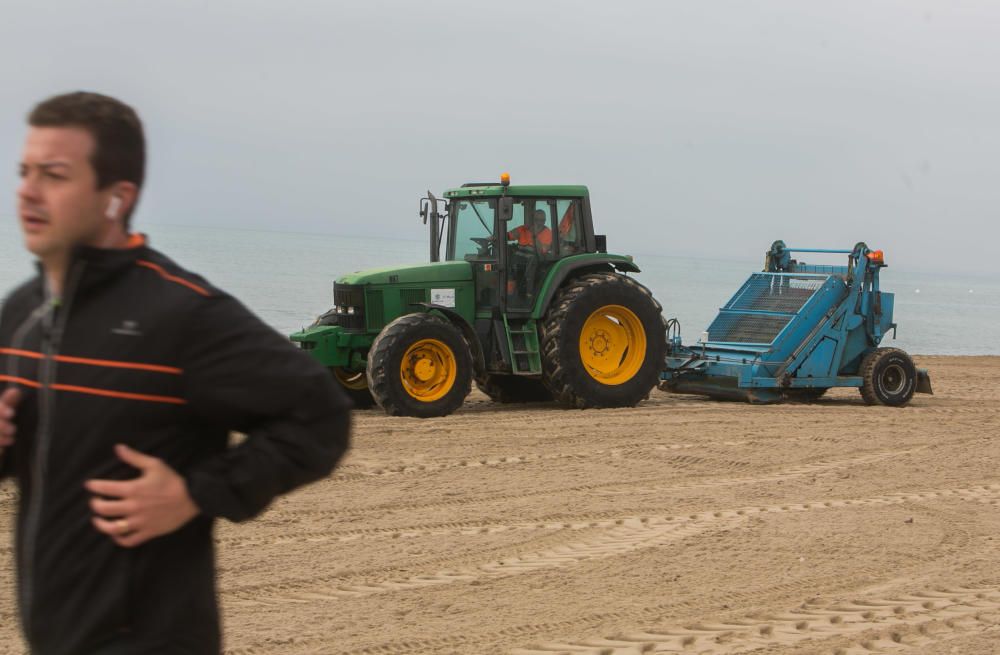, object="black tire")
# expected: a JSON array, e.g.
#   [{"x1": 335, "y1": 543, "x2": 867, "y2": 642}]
[
  {"x1": 475, "y1": 374, "x2": 553, "y2": 403},
  {"x1": 331, "y1": 367, "x2": 376, "y2": 409},
  {"x1": 366, "y1": 313, "x2": 472, "y2": 418},
  {"x1": 860, "y1": 347, "x2": 917, "y2": 407},
  {"x1": 540, "y1": 272, "x2": 667, "y2": 408},
  {"x1": 784, "y1": 388, "x2": 828, "y2": 402}
]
